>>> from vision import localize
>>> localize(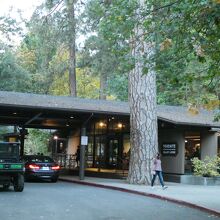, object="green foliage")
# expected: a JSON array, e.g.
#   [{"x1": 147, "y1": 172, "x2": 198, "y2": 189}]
[
  {"x1": 15, "y1": 28, "x2": 58, "y2": 94},
  {"x1": 84, "y1": 0, "x2": 220, "y2": 106},
  {"x1": 107, "y1": 74, "x2": 128, "y2": 101},
  {"x1": 214, "y1": 111, "x2": 220, "y2": 121},
  {"x1": 80, "y1": 2, "x2": 136, "y2": 100},
  {"x1": 0, "y1": 16, "x2": 26, "y2": 92},
  {"x1": 24, "y1": 129, "x2": 52, "y2": 155},
  {"x1": 191, "y1": 156, "x2": 220, "y2": 177},
  {"x1": 49, "y1": 71, "x2": 70, "y2": 96},
  {"x1": 1, "y1": 0, "x2": 220, "y2": 106},
  {"x1": 0, "y1": 15, "x2": 22, "y2": 43},
  {"x1": 154, "y1": 0, "x2": 220, "y2": 106},
  {"x1": 76, "y1": 68, "x2": 100, "y2": 99},
  {"x1": 0, "y1": 46, "x2": 31, "y2": 92},
  {"x1": 78, "y1": 34, "x2": 128, "y2": 100}
]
